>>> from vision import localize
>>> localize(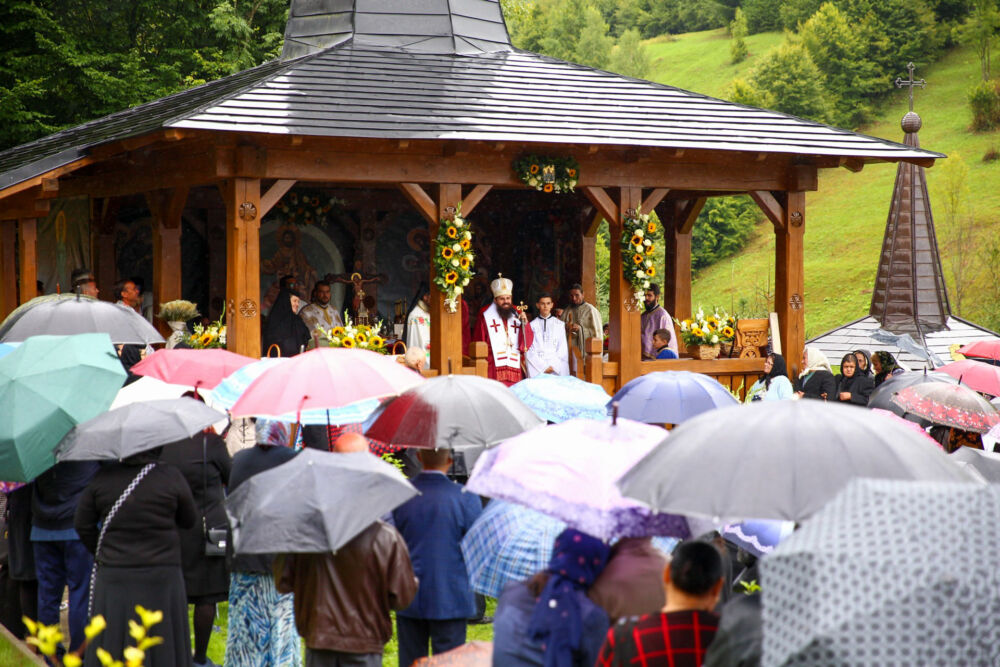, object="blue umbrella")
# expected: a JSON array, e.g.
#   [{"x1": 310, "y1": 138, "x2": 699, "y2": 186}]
[
  {"x1": 208, "y1": 357, "x2": 380, "y2": 425},
  {"x1": 0, "y1": 342, "x2": 19, "y2": 360},
  {"x1": 511, "y1": 374, "x2": 612, "y2": 423},
  {"x1": 721, "y1": 519, "x2": 794, "y2": 557},
  {"x1": 609, "y1": 370, "x2": 738, "y2": 424}
]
